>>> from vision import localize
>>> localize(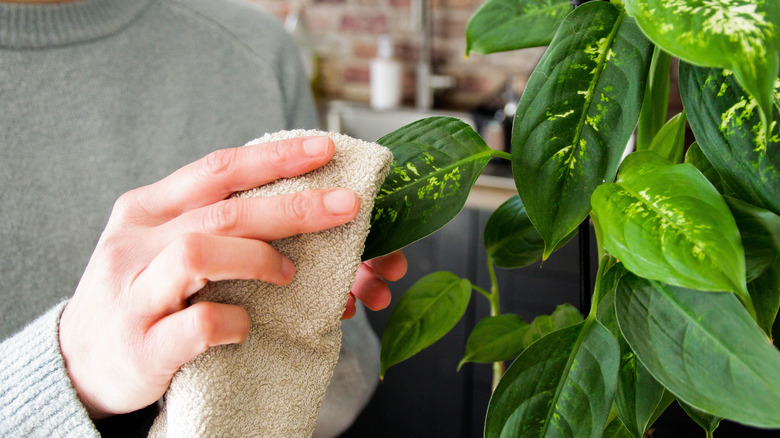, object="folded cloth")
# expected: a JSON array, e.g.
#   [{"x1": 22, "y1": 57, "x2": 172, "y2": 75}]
[{"x1": 149, "y1": 130, "x2": 393, "y2": 437}]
